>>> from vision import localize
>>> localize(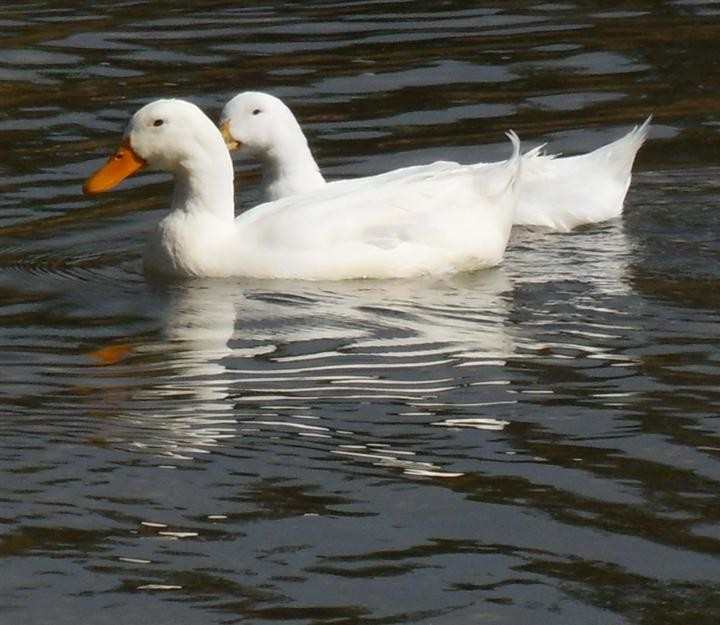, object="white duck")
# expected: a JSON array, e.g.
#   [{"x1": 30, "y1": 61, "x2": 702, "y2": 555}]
[
  {"x1": 83, "y1": 99, "x2": 522, "y2": 280},
  {"x1": 219, "y1": 91, "x2": 651, "y2": 232}
]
